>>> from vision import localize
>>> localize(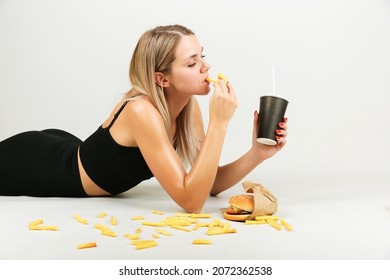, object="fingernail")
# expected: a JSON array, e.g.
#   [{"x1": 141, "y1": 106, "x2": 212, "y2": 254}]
[
  {"x1": 276, "y1": 130, "x2": 282, "y2": 134},
  {"x1": 279, "y1": 122, "x2": 284, "y2": 127},
  {"x1": 284, "y1": 117, "x2": 288, "y2": 122}
]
